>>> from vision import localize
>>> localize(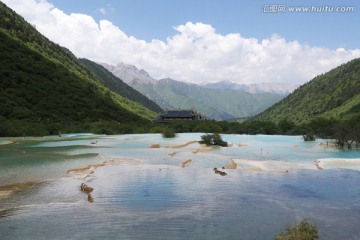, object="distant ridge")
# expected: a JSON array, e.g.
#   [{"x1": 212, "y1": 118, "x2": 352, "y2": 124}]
[
  {"x1": 201, "y1": 81, "x2": 296, "y2": 95},
  {"x1": 100, "y1": 62, "x2": 157, "y2": 85},
  {"x1": 102, "y1": 62, "x2": 285, "y2": 120},
  {"x1": 255, "y1": 58, "x2": 360, "y2": 124}
]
